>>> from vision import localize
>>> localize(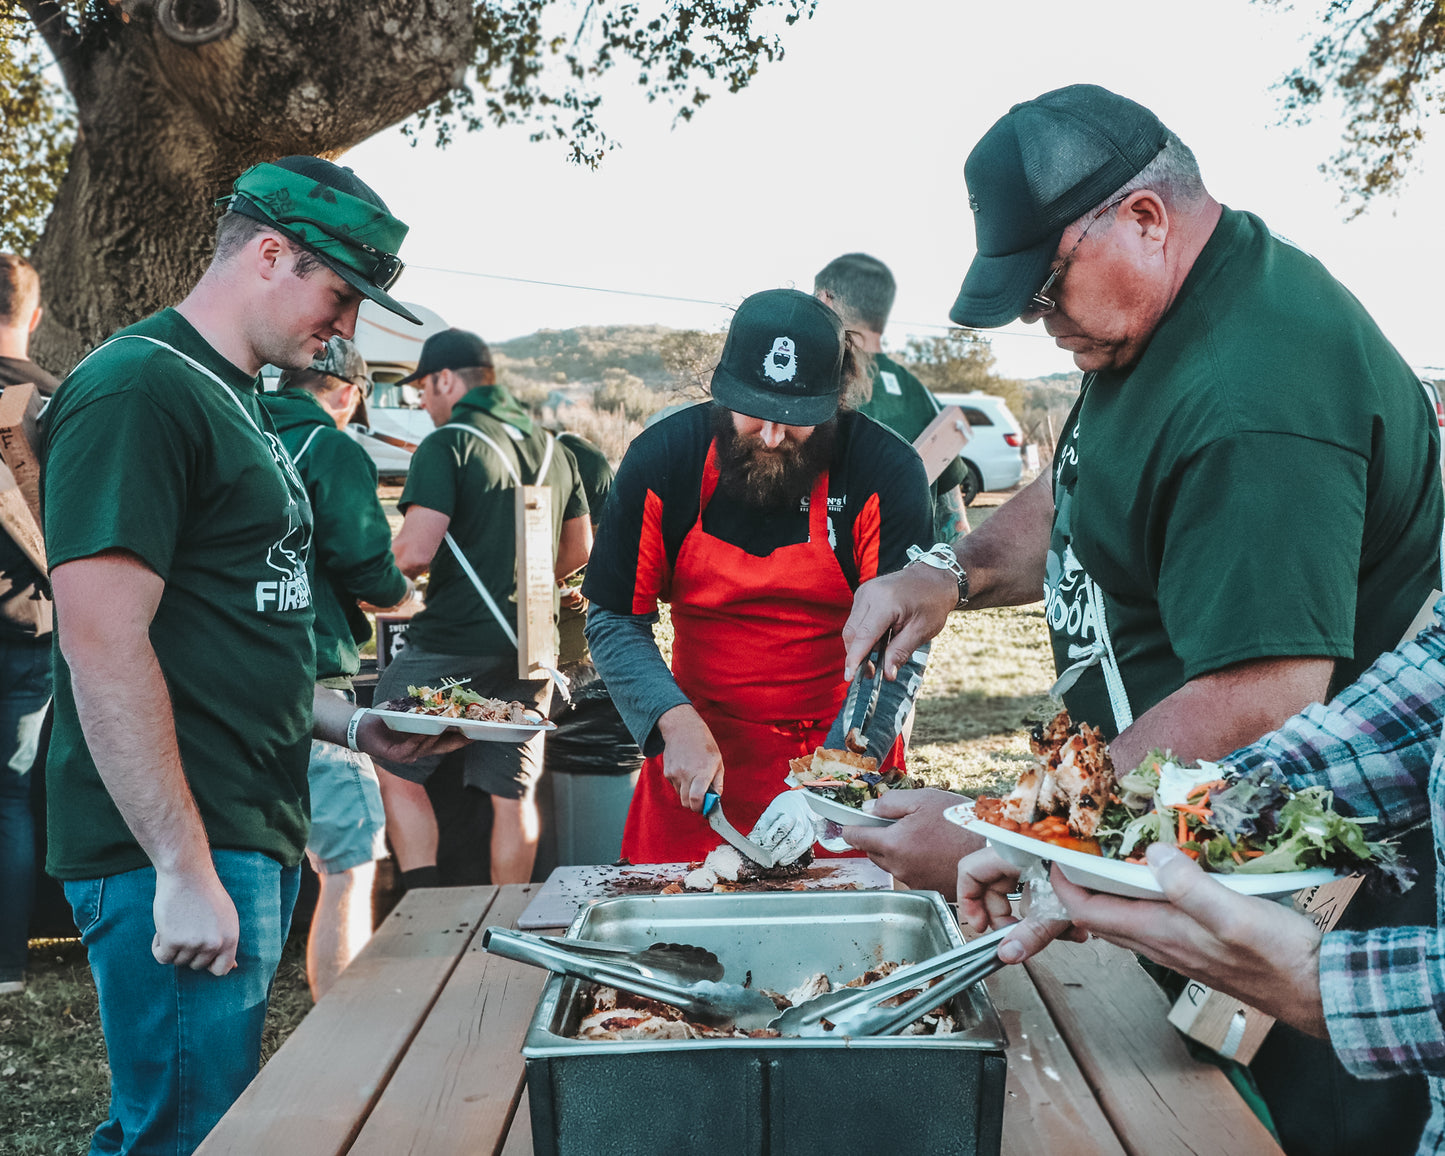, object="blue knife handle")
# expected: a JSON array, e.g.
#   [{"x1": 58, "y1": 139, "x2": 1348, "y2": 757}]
[{"x1": 702, "y1": 791, "x2": 719, "y2": 816}]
